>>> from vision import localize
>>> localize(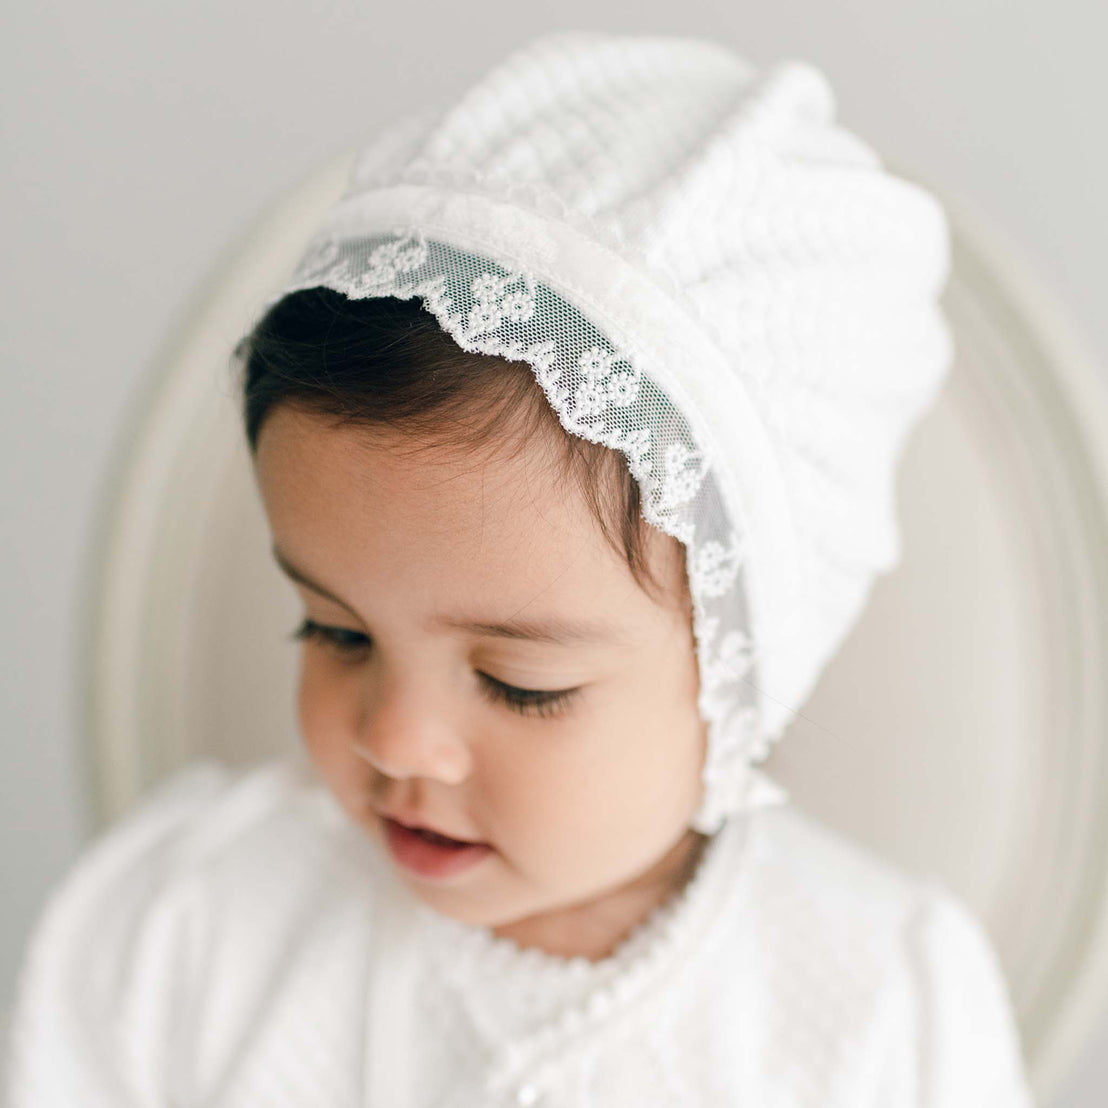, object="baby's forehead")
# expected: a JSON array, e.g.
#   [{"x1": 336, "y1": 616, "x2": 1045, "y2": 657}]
[
  {"x1": 260, "y1": 405, "x2": 687, "y2": 625},
  {"x1": 336, "y1": 420, "x2": 588, "y2": 528},
  {"x1": 270, "y1": 413, "x2": 616, "y2": 557}
]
